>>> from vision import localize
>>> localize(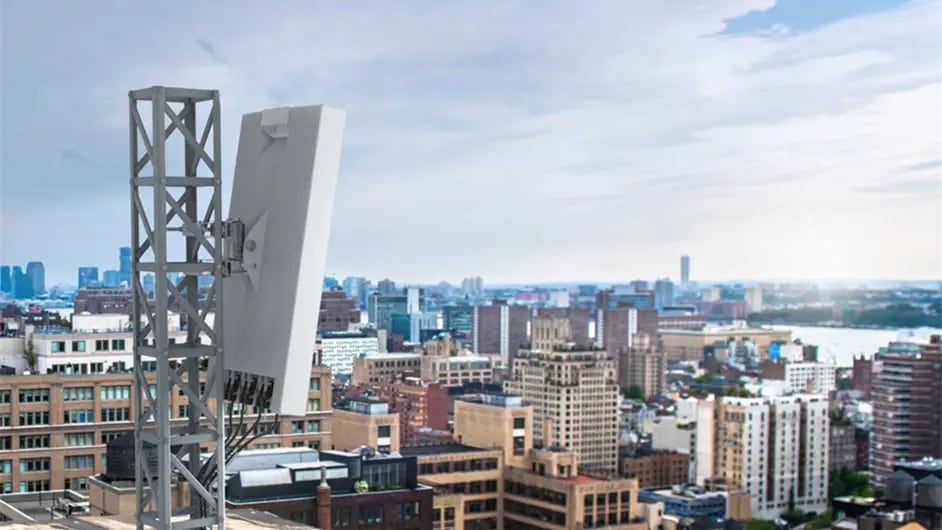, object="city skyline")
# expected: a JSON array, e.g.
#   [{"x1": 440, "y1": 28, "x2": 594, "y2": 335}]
[{"x1": 2, "y1": 1, "x2": 941, "y2": 285}]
